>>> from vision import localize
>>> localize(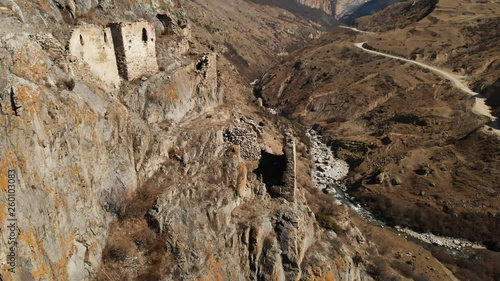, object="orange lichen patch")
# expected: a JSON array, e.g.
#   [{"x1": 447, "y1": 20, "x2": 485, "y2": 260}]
[
  {"x1": 304, "y1": 266, "x2": 337, "y2": 281},
  {"x1": 0, "y1": 202, "x2": 6, "y2": 226},
  {"x1": 0, "y1": 150, "x2": 16, "y2": 191},
  {"x1": 61, "y1": 232, "x2": 75, "y2": 248},
  {"x1": 54, "y1": 233, "x2": 76, "y2": 281},
  {"x1": 12, "y1": 50, "x2": 48, "y2": 83},
  {"x1": 32, "y1": 262, "x2": 52, "y2": 280},
  {"x1": 68, "y1": 164, "x2": 90, "y2": 189},
  {"x1": 34, "y1": 174, "x2": 42, "y2": 185},
  {"x1": 199, "y1": 256, "x2": 224, "y2": 281},
  {"x1": 316, "y1": 271, "x2": 336, "y2": 281},
  {"x1": 15, "y1": 85, "x2": 38, "y2": 115},
  {"x1": 54, "y1": 258, "x2": 69, "y2": 281},
  {"x1": 54, "y1": 192, "x2": 63, "y2": 209},
  {"x1": 1, "y1": 266, "x2": 15, "y2": 281},
  {"x1": 165, "y1": 82, "x2": 179, "y2": 103},
  {"x1": 90, "y1": 241, "x2": 98, "y2": 252},
  {"x1": 18, "y1": 228, "x2": 55, "y2": 280},
  {"x1": 334, "y1": 255, "x2": 347, "y2": 270},
  {"x1": 18, "y1": 228, "x2": 41, "y2": 253},
  {"x1": 324, "y1": 271, "x2": 336, "y2": 281},
  {"x1": 38, "y1": 0, "x2": 52, "y2": 13}
]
